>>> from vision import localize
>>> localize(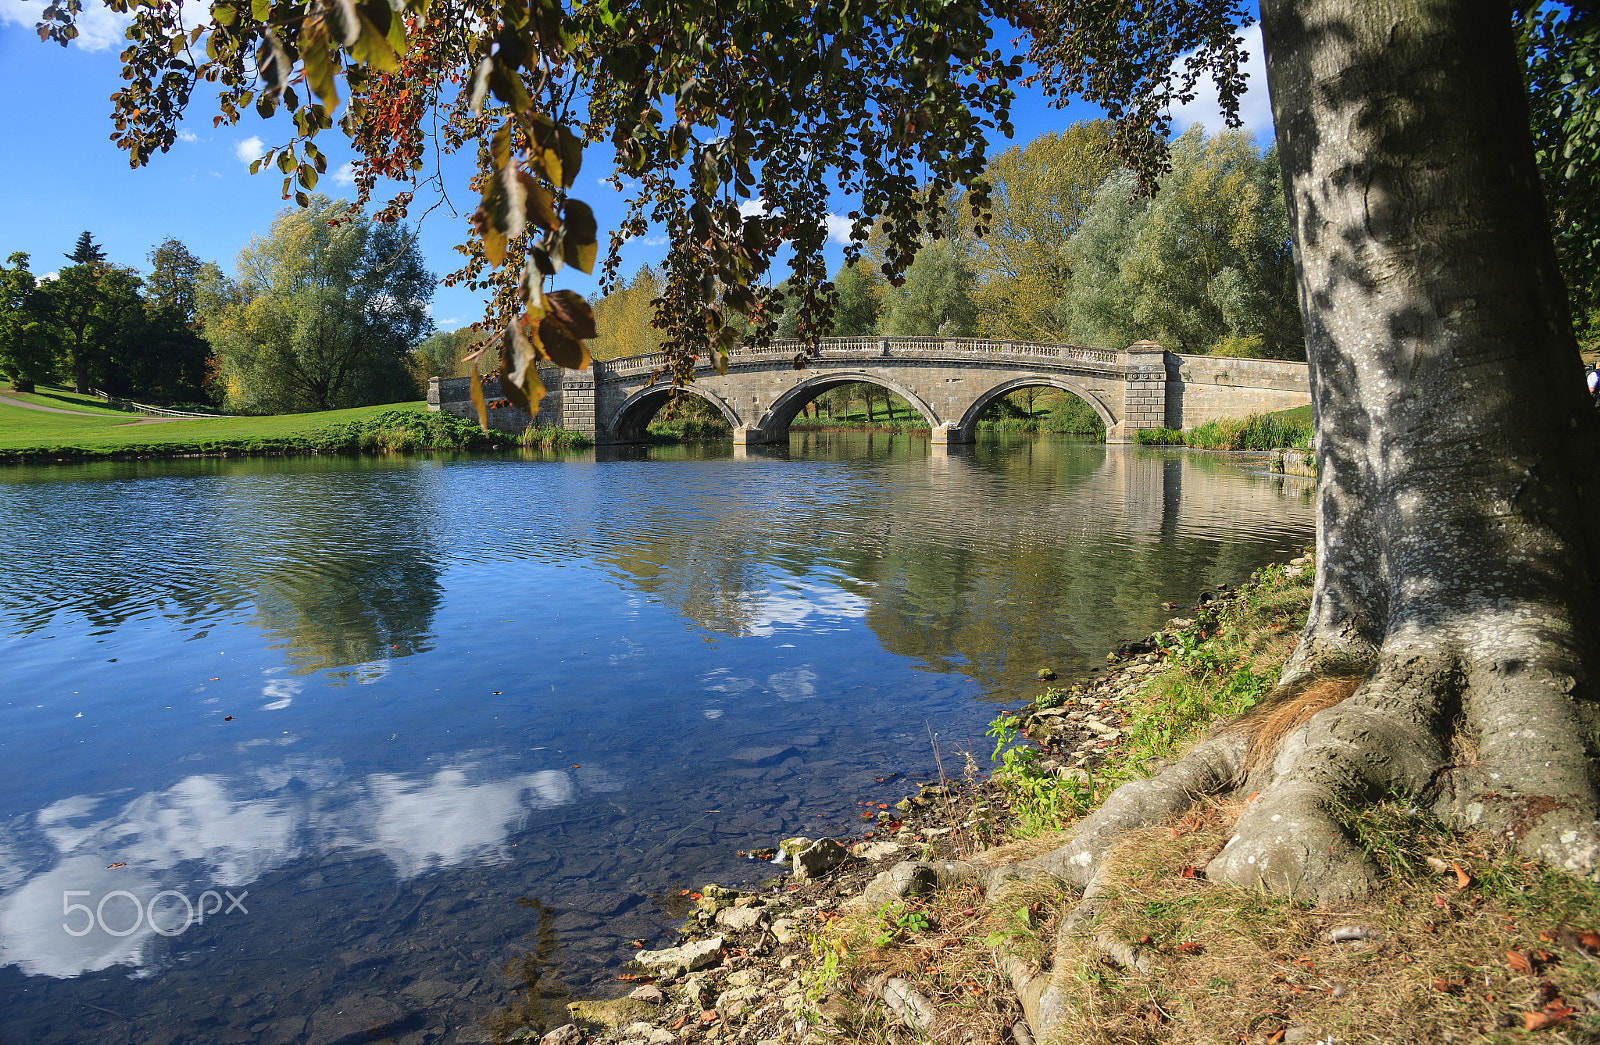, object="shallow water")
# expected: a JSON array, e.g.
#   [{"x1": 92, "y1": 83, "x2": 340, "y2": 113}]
[{"x1": 0, "y1": 433, "x2": 1313, "y2": 1044}]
